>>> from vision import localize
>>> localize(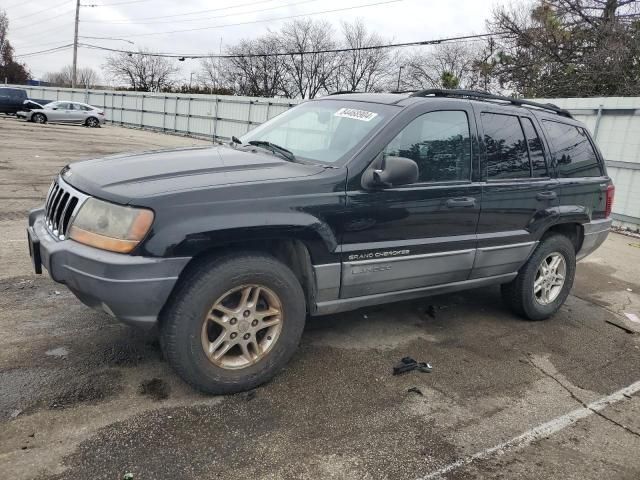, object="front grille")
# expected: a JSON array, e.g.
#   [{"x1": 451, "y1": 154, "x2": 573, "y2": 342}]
[{"x1": 43, "y1": 176, "x2": 87, "y2": 240}]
